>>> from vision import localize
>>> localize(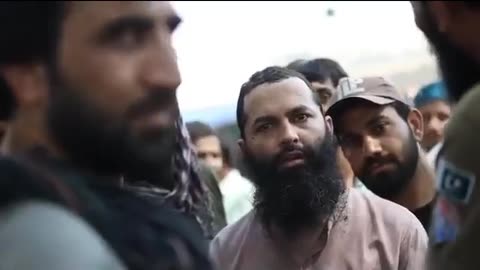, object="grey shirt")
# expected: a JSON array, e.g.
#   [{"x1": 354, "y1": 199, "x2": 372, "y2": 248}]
[{"x1": 0, "y1": 201, "x2": 126, "y2": 270}]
